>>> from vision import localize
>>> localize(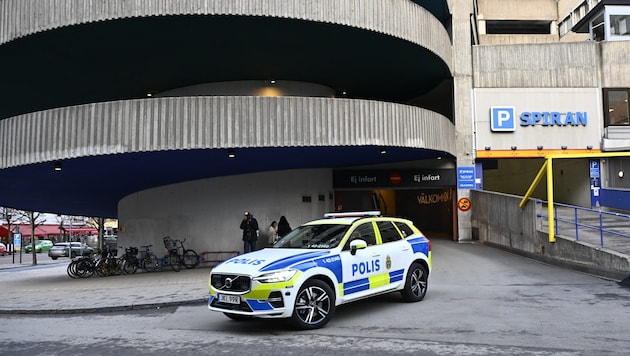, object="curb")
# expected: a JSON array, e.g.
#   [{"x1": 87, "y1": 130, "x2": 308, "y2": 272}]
[{"x1": 0, "y1": 298, "x2": 208, "y2": 315}]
